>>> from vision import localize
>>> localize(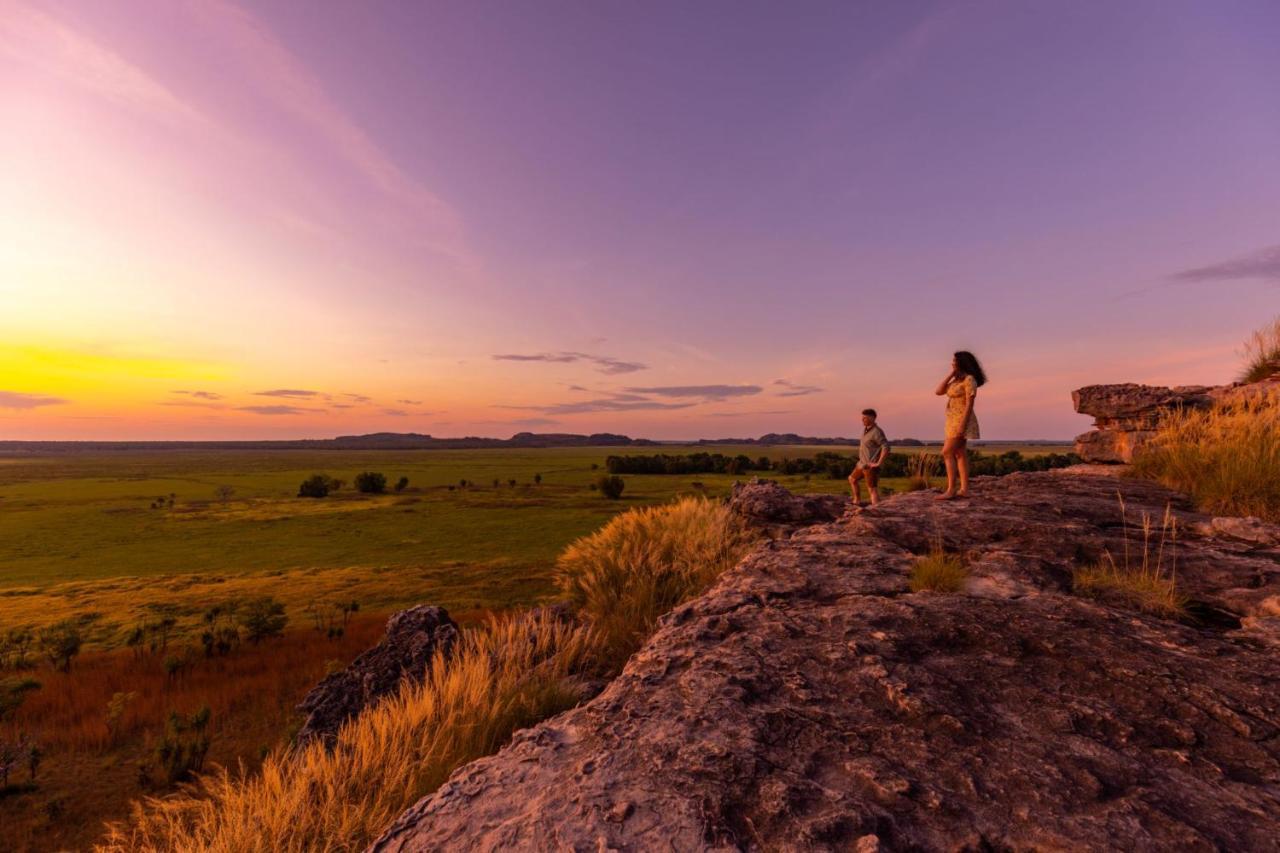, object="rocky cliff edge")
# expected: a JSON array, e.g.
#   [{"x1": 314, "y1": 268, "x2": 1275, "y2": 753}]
[{"x1": 371, "y1": 471, "x2": 1280, "y2": 851}]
